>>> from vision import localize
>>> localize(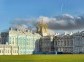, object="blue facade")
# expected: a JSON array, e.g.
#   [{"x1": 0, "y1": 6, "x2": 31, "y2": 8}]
[{"x1": 8, "y1": 30, "x2": 41, "y2": 54}]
